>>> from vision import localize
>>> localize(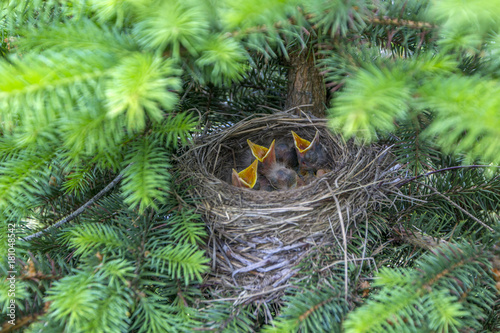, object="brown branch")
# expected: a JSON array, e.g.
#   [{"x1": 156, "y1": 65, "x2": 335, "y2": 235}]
[
  {"x1": 298, "y1": 296, "x2": 338, "y2": 322},
  {"x1": 396, "y1": 165, "x2": 500, "y2": 188},
  {"x1": 20, "y1": 272, "x2": 61, "y2": 282},
  {"x1": 393, "y1": 226, "x2": 448, "y2": 250},
  {"x1": 1, "y1": 311, "x2": 45, "y2": 333},
  {"x1": 229, "y1": 11, "x2": 437, "y2": 39},
  {"x1": 369, "y1": 16, "x2": 436, "y2": 30},
  {"x1": 418, "y1": 182, "x2": 495, "y2": 232},
  {"x1": 23, "y1": 168, "x2": 128, "y2": 241}
]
